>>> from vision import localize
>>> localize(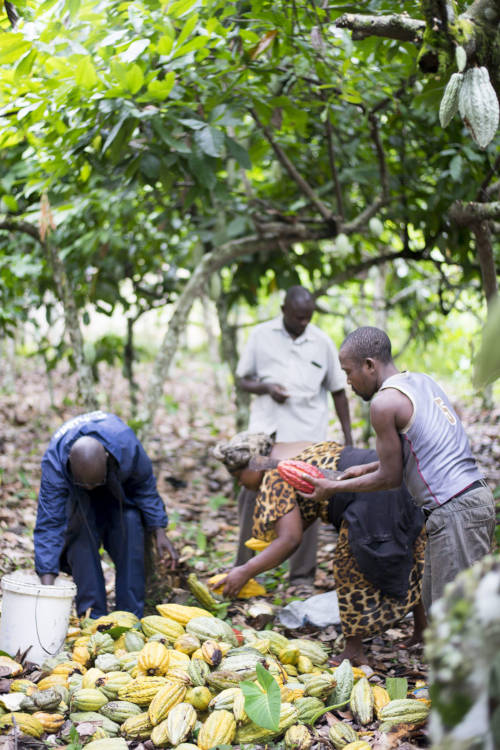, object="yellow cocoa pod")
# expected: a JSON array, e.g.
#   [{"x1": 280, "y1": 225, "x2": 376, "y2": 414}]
[
  {"x1": 73, "y1": 635, "x2": 91, "y2": 647},
  {"x1": 297, "y1": 655, "x2": 314, "y2": 674},
  {"x1": 244, "y1": 537, "x2": 270, "y2": 552},
  {"x1": 164, "y1": 701, "x2": 197, "y2": 745},
  {"x1": 137, "y1": 642, "x2": 170, "y2": 676},
  {"x1": 51, "y1": 660, "x2": 86, "y2": 677},
  {"x1": 201, "y1": 639, "x2": 222, "y2": 667},
  {"x1": 10, "y1": 679, "x2": 37, "y2": 694},
  {"x1": 0, "y1": 712, "x2": 44, "y2": 738},
  {"x1": 117, "y1": 676, "x2": 166, "y2": 706},
  {"x1": 208, "y1": 574, "x2": 267, "y2": 598},
  {"x1": 36, "y1": 674, "x2": 69, "y2": 691},
  {"x1": 82, "y1": 667, "x2": 106, "y2": 689},
  {"x1": 164, "y1": 667, "x2": 191, "y2": 685},
  {"x1": 165, "y1": 650, "x2": 190, "y2": 669},
  {"x1": 156, "y1": 604, "x2": 214, "y2": 625},
  {"x1": 352, "y1": 667, "x2": 367, "y2": 681},
  {"x1": 113, "y1": 634, "x2": 127, "y2": 653},
  {"x1": 71, "y1": 688, "x2": 108, "y2": 712},
  {"x1": 0, "y1": 656, "x2": 23, "y2": 677},
  {"x1": 174, "y1": 634, "x2": 201, "y2": 655},
  {"x1": 233, "y1": 689, "x2": 247, "y2": 724},
  {"x1": 140, "y1": 616, "x2": 184, "y2": 642},
  {"x1": 148, "y1": 681, "x2": 187, "y2": 725},
  {"x1": 120, "y1": 711, "x2": 153, "y2": 740},
  {"x1": 279, "y1": 645, "x2": 300, "y2": 666},
  {"x1": 197, "y1": 709, "x2": 236, "y2": 750},
  {"x1": 281, "y1": 685, "x2": 304, "y2": 702},
  {"x1": 372, "y1": 684, "x2": 391, "y2": 718},
  {"x1": 185, "y1": 685, "x2": 212, "y2": 711},
  {"x1": 284, "y1": 723, "x2": 312, "y2": 750},
  {"x1": 32, "y1": 712, "x2": 65, "y2": 733},
  {"x1": 72, "y1": 645, "x2": 91, "y2": 667},
  {"x1": 349, "y1": 678, "x2": 374, "y2": 726}
]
